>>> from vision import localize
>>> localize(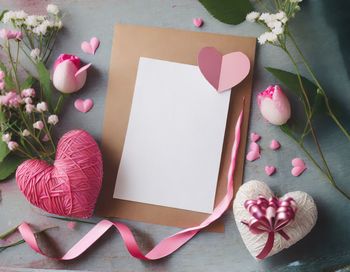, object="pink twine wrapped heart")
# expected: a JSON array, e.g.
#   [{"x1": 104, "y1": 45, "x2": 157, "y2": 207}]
[{"x1": 16, "y1": 130, "x2": 103, "y2": 218}]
